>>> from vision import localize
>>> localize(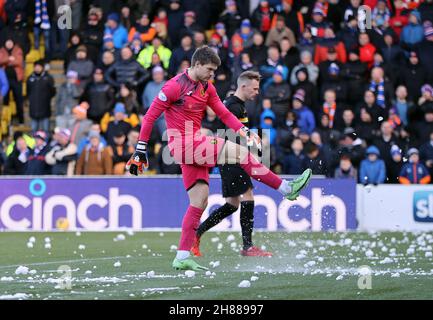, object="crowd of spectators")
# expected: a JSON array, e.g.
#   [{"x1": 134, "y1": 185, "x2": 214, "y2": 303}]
[{"x1": 0, "y1": 0, "x2": 433, "y2": 185}]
